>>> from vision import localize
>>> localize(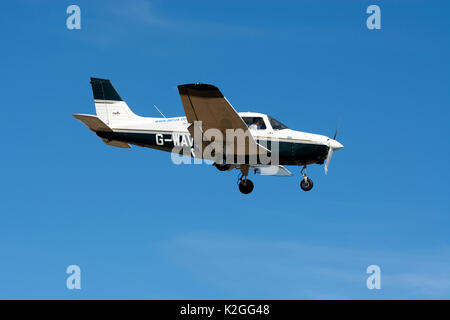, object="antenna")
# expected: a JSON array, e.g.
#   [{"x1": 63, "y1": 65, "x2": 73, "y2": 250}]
[{"x1": 153, "y1": 104, "x2": 167, "y2": 119}]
